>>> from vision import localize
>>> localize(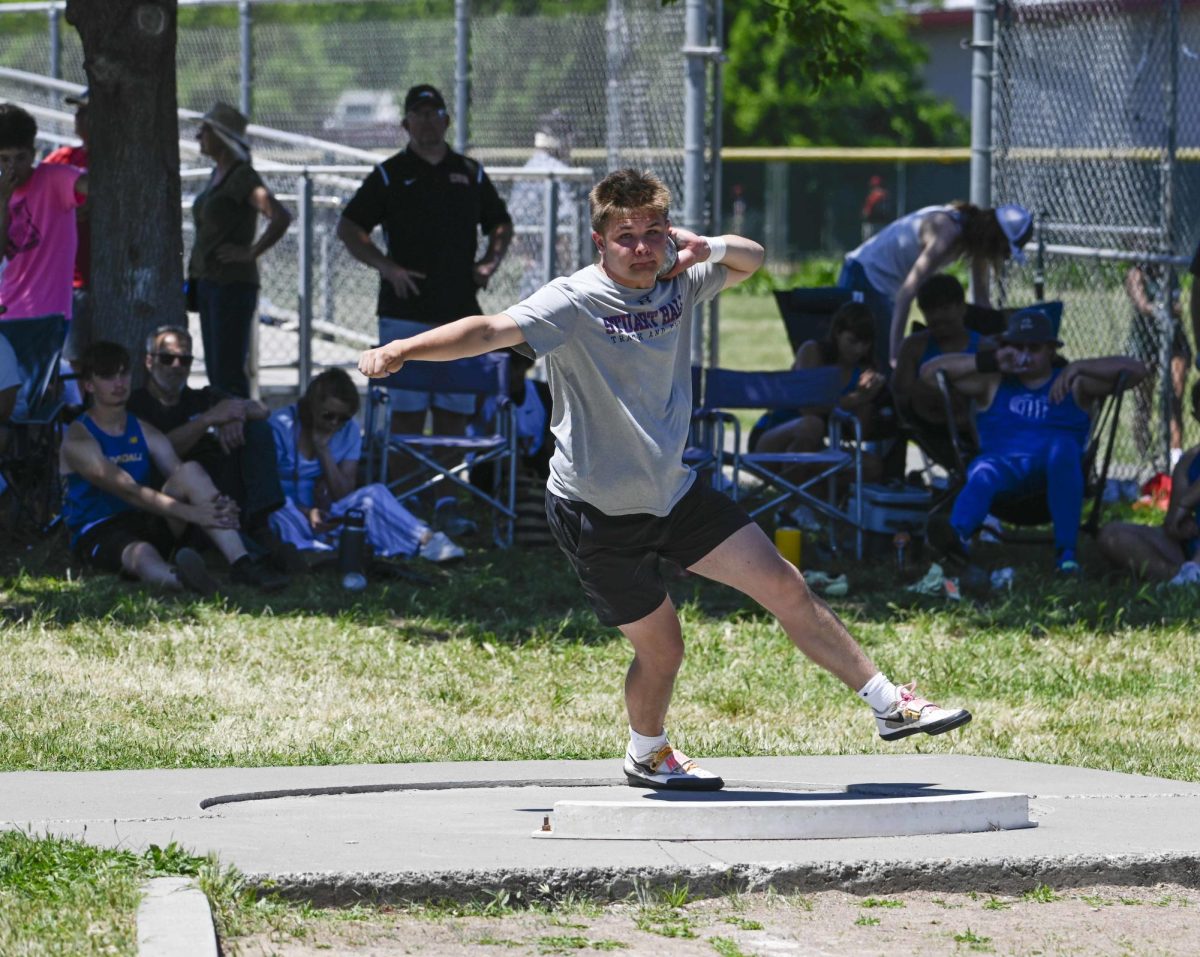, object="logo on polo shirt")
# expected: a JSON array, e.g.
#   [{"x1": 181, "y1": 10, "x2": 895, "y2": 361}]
[{"x1": 449, "y1": 172, "x2": 470, "y2": 186}]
